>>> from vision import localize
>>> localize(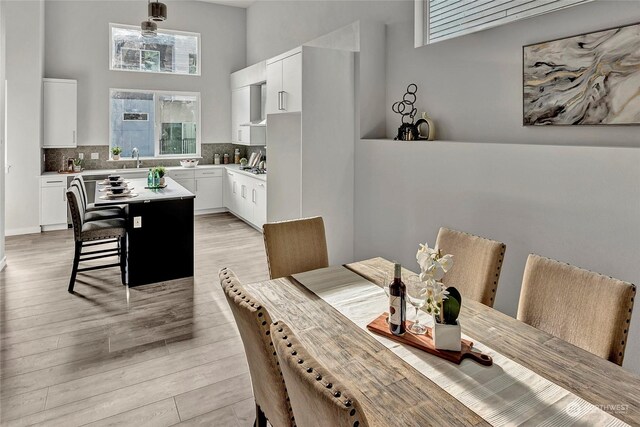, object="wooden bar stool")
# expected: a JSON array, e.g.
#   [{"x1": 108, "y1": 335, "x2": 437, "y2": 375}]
[{"x1": 66, "y1": 186, "x2": 127, "y2": 293}]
